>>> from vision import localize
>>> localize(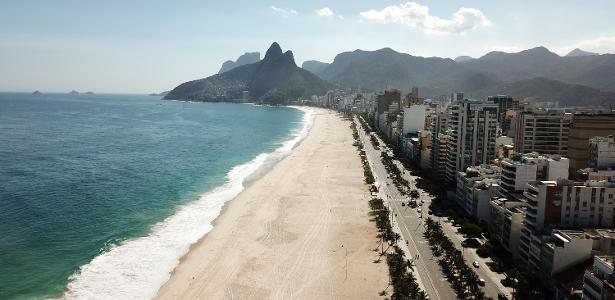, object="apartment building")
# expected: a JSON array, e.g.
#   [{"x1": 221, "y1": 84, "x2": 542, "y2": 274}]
[
  {"x1": 520, "y1": 180, "x2": 615, "y2": 265},
  {"x1": 488, "y1": 95, "x2": 518, "y2": 135},
  {"x1": 445, "y1": 99, "x2": 499, "y2": 184},
  {"x1": 513, "y1": 107, "x2": 572, "y2": 156},
  {"x1": 489, "y1": 198, "x2": 526, "y2": 259},
  {"x1": 589, "y1": 135, "x2": 615, "y2": 169},
  {"x1": 569, "y1": 114, "x2": 615, "y2": 170},
  {"x1": 542, "y1": 230, "x2": 594, "y2": 276},
  {"x1": 500, "y1": 153, "x2": 569, "y2": 198},
  {"x1": 583, "y1": 256, "x2": 615, "y2": 300},
  {"x1": 430, "y1": 111, "x2": 449, "y2": 178},
  {"x1": 456, "y1": 165, "x2": 501, "y2": 222}
]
